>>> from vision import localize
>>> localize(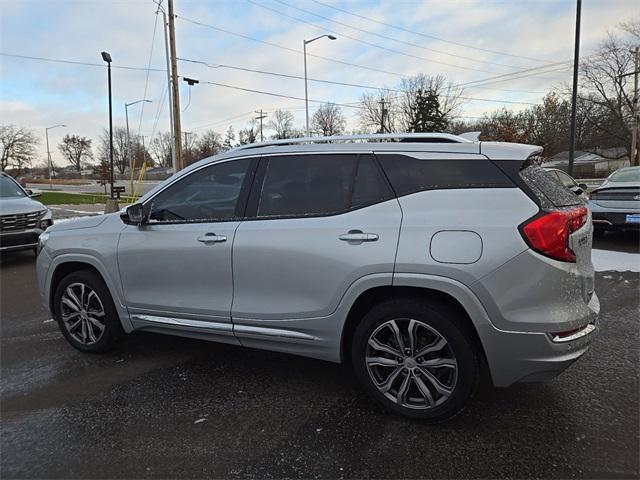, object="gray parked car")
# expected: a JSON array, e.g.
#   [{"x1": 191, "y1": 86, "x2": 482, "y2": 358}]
[
  {"x1": 36, "y1": 133, "x2": 599, "y2": 421},
  {"x1": 0, "y1": 172, "x2": 53, "y2": 253},
  {"x1": 588, "y1": 166, "x2": 640, "y2": 236}
]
